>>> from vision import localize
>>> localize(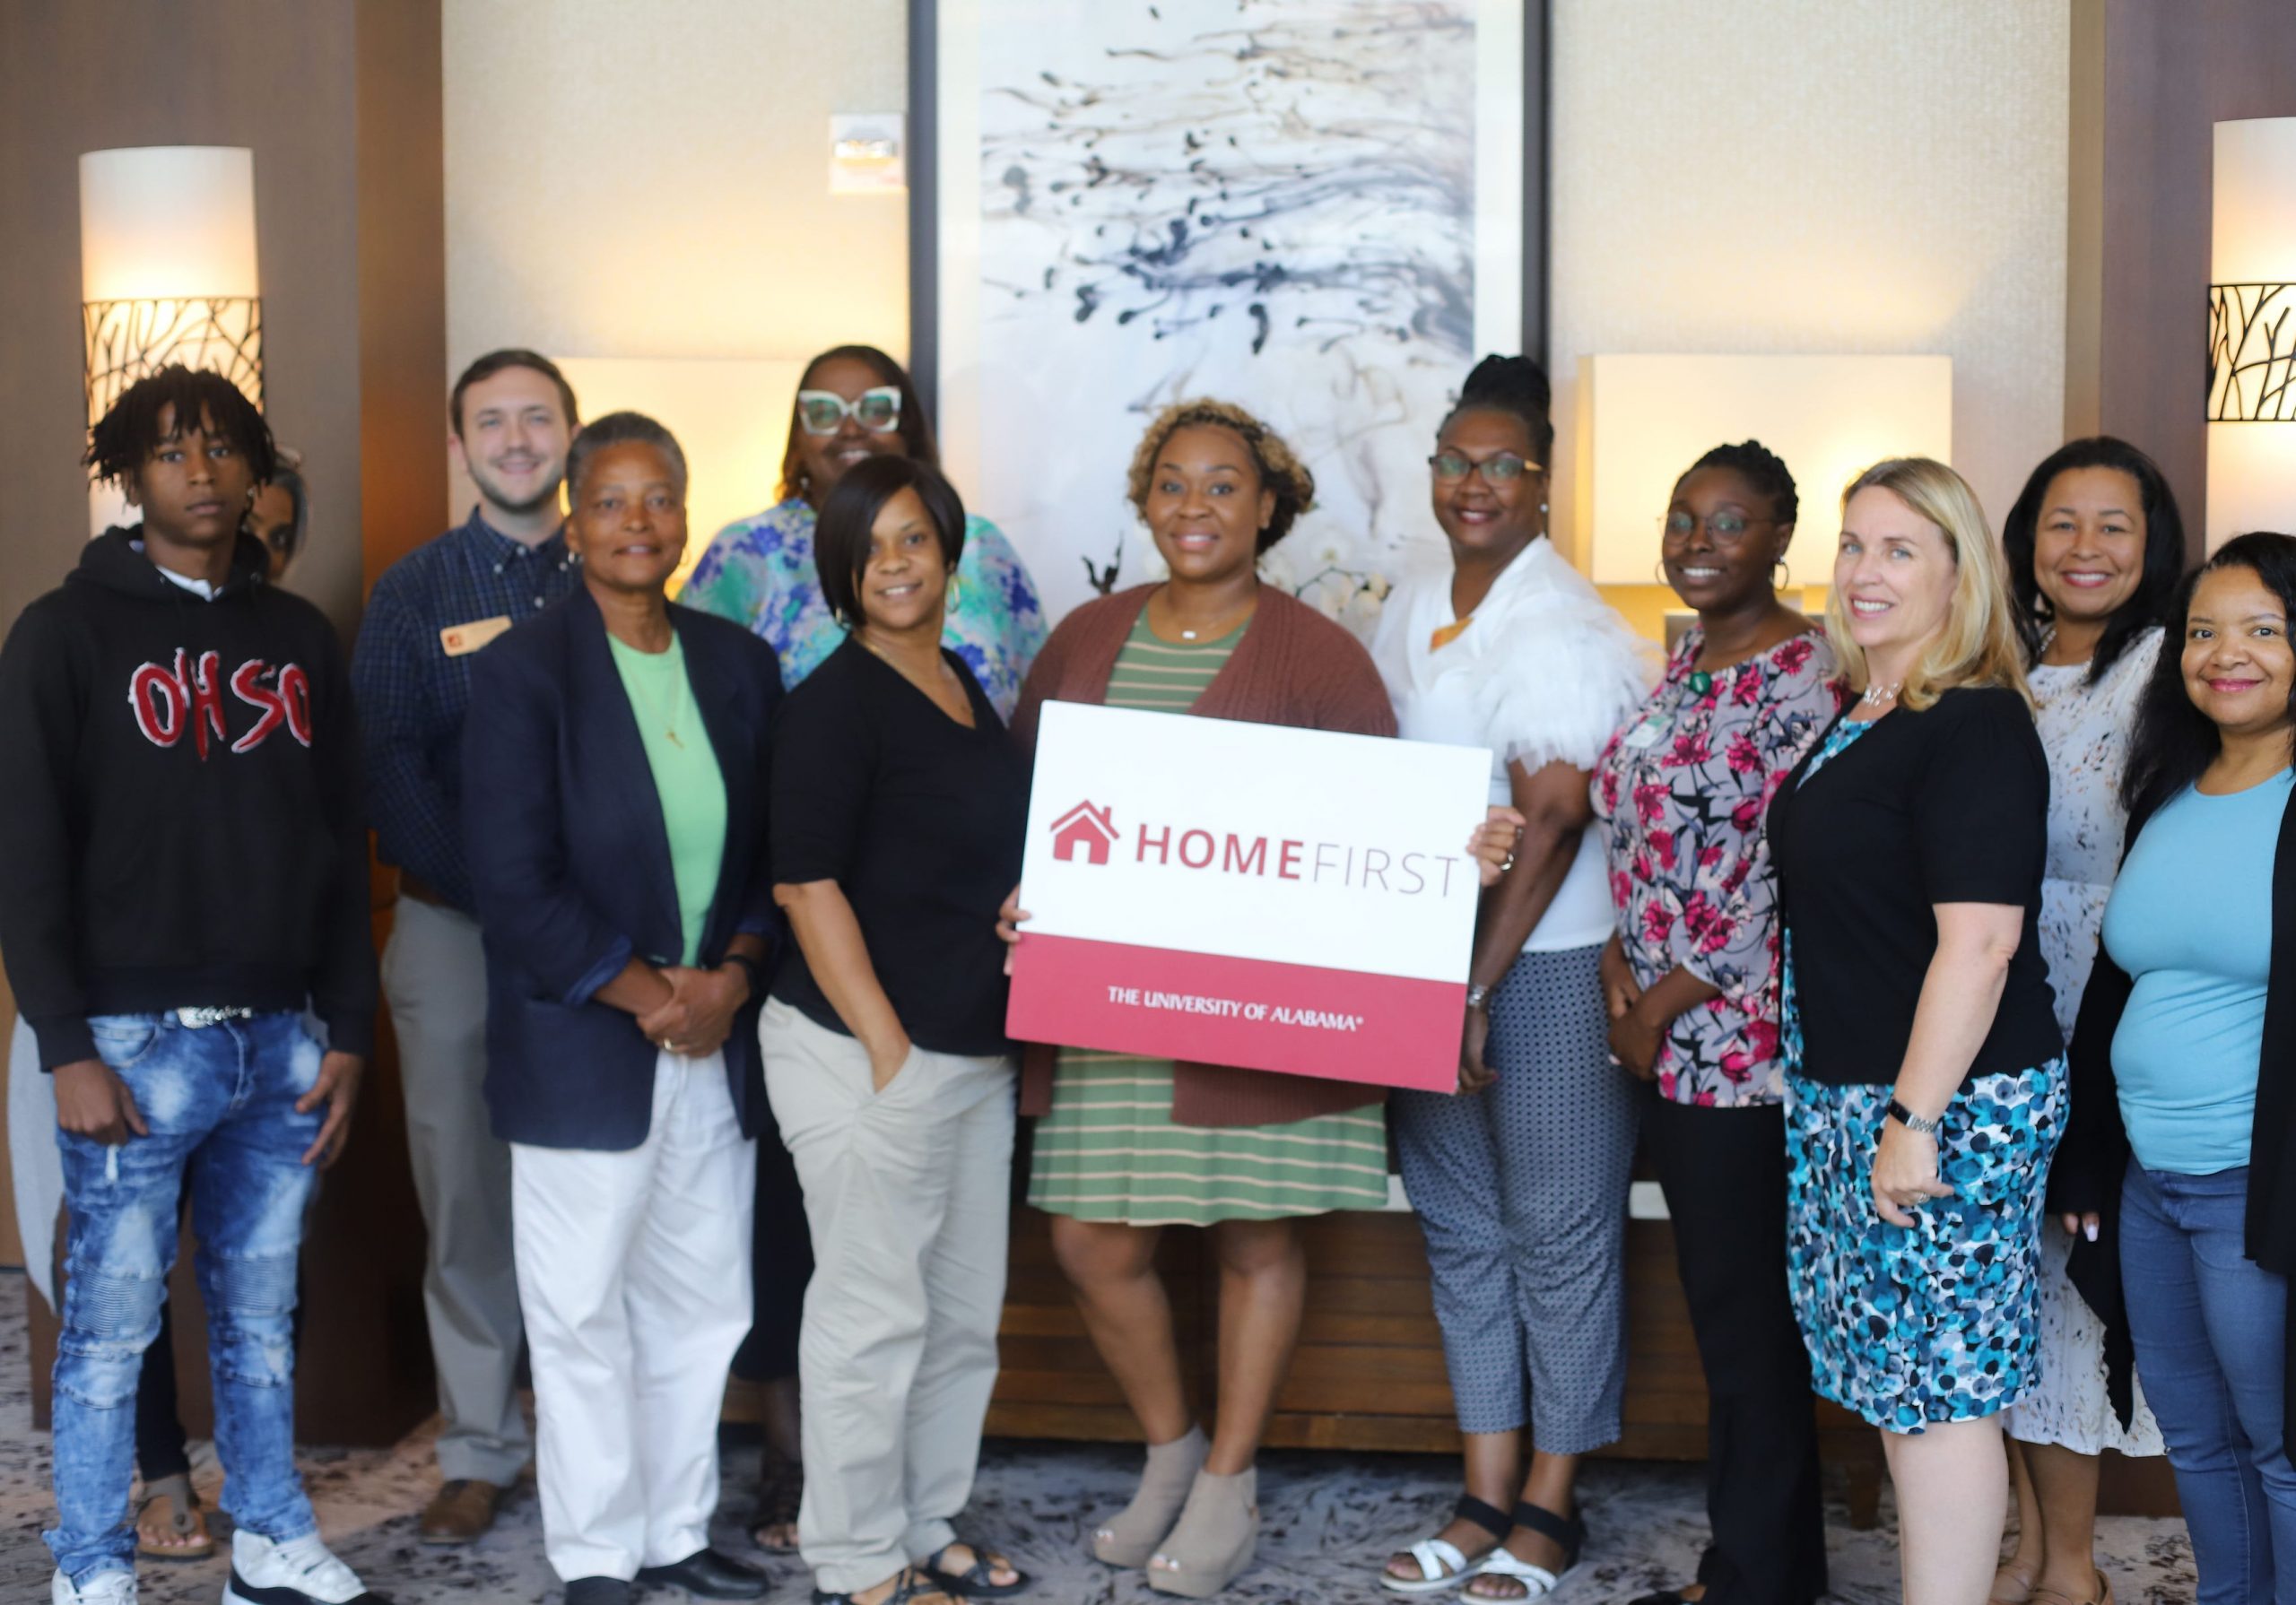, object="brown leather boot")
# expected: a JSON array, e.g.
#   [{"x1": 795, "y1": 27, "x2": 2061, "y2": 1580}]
[{"x1": 419, "y1": 1478, "x2": 504, "y2": 1544}]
